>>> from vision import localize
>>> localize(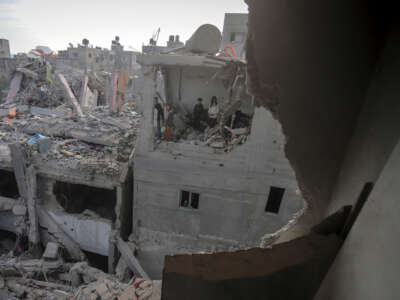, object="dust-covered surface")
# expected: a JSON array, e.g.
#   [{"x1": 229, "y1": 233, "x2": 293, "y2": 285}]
[
  {"x1": 0, "y1": 60, "x2": 141, "y2": 180},
  {"x1": 0, "y1": 253, "x2": 161, "y2": 300}
]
